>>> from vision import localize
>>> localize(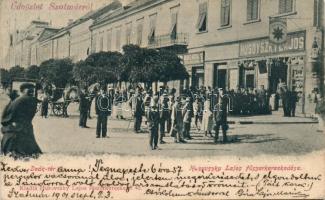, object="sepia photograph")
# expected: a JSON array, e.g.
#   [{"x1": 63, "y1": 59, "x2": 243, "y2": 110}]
[{"x1": 0, "y1": 0, "x2": 324, "y2": 199}]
